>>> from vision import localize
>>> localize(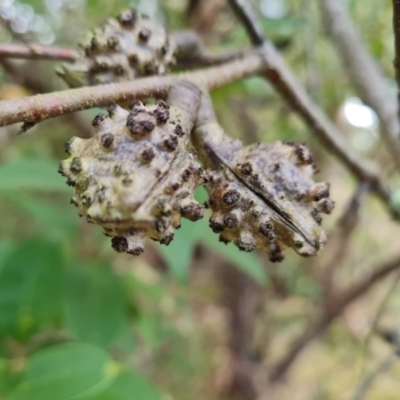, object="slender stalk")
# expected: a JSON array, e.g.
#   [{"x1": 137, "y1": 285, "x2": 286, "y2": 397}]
[
  {"x1": 393, "y1": 0, "x2": 400, "y2": 122},
  {"x1": 269, "y1": 252, "x2": 400, "y2": 382},
  {"x1": 0, "y1": 44, "x2": 78, "y2": 61},
  {"x1": 321, "y1": 0, "x2": 400, "y2": 163}
]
